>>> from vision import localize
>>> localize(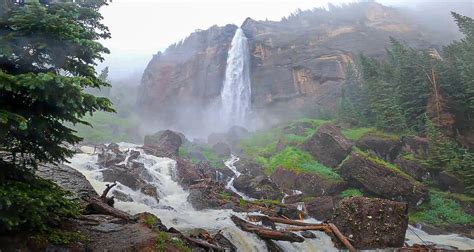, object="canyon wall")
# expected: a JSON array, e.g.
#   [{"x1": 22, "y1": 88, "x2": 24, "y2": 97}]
[{"x1": 138, "y1": 2, "x2": 443, "y2": 133}]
